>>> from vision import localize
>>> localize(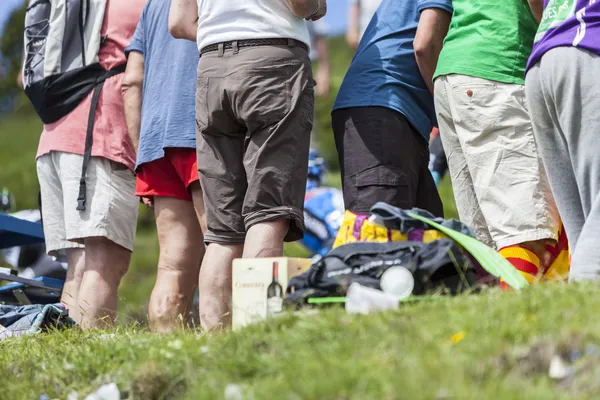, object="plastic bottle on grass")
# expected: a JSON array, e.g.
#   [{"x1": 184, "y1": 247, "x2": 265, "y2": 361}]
[
  {"x1": 346, "y1": 267, "x2": 414, "y2": 315},
  {"x1": 346, "y1": 283, "x2": 401, "y2": 315}
]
